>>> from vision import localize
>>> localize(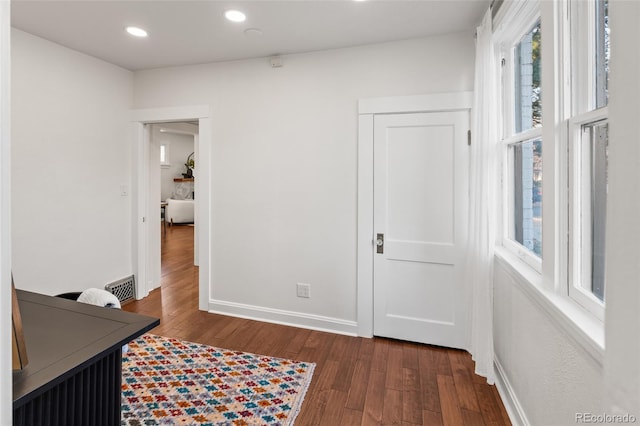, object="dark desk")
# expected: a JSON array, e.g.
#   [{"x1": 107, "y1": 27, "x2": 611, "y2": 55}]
[{"x1": 13, "y1": 290, "x2": 159, "y2": 426}]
